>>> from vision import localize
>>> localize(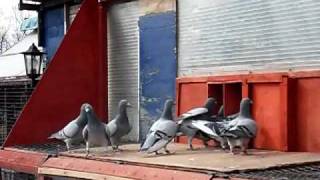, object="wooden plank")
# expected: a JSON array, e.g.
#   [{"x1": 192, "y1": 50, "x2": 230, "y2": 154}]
[
  {"x1": 41, "y1": 155, "x2": 213, "y2": 180},
  {"x1": 60, "y1": 144, "x2": 320, "y2": 173},
  {"x1": 38, "y1": 167, "x2": 133, "y2": 180},
  {"x1": 0, "y1": 150, "x2": 47, "y2": 174}
]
